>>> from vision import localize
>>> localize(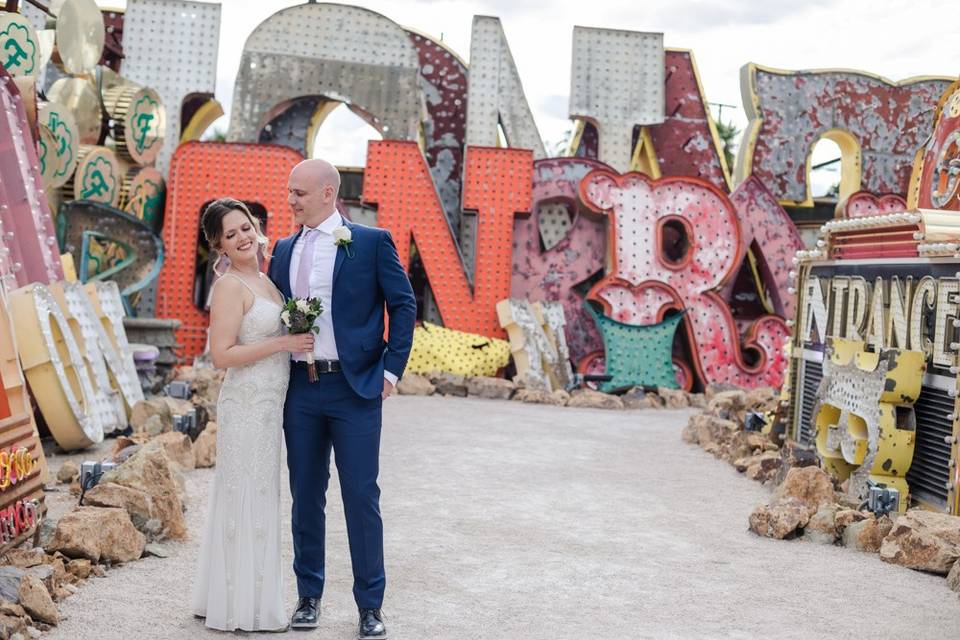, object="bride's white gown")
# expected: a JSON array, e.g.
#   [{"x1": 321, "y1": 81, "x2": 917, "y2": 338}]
[{"x1": 192, "y1": 277, "x2": 289, "y2": 631}]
